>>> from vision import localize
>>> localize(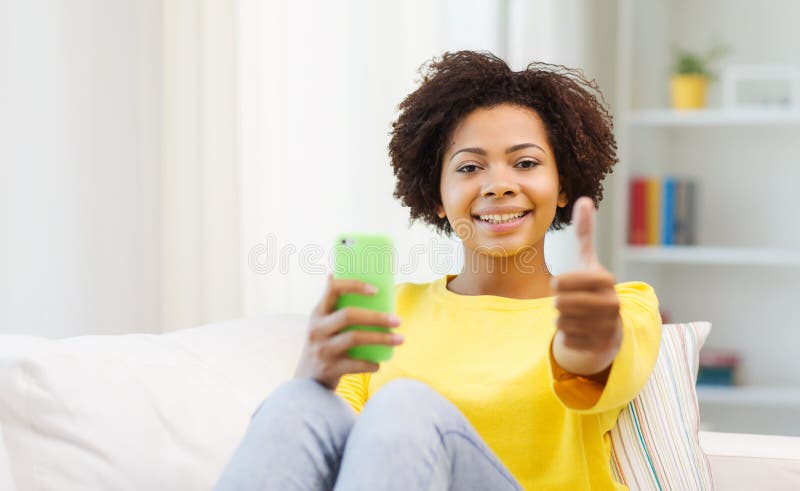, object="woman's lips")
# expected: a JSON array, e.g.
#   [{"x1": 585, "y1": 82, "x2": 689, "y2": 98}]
[{"x1": 472, "y1": 210, "x2": 531, "y2": 233}]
